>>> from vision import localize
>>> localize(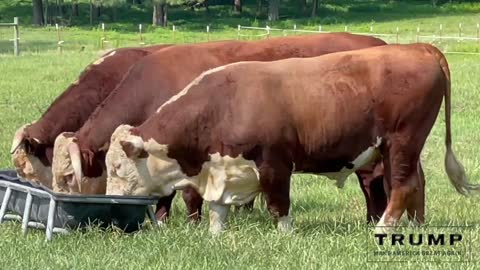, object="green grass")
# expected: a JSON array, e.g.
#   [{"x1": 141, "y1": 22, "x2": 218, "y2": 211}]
[
  {"x1": 0, "y1": 47, "x2": 480, "y2": 270},
  {"x1": 1, "y1": 1, "x2": 480, "y2": 269}
]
